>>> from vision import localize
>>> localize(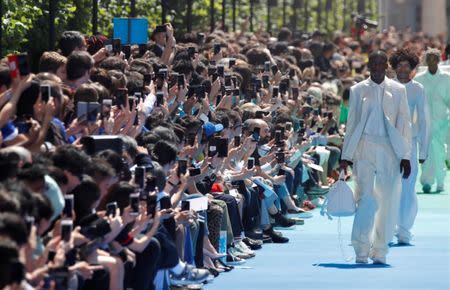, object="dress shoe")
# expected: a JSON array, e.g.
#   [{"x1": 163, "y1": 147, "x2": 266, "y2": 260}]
[{"x1": 263, "y1": 227, "x2": 289, "y2": 243}]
